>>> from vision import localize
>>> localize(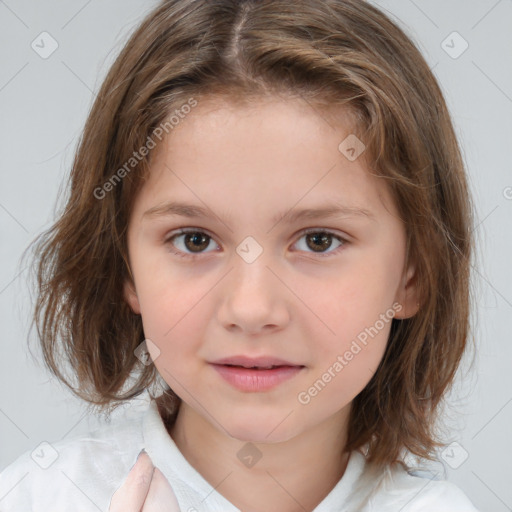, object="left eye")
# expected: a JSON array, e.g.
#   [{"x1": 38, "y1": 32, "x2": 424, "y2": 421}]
[
  {"x1": 165, "y1": 229, "x2": 347, "y2": 258},
  {"x1": 293, "y1": 230, "x2": 345, "y2": 255}
]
